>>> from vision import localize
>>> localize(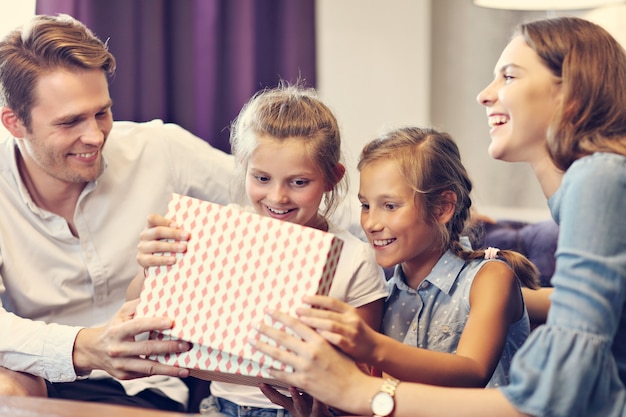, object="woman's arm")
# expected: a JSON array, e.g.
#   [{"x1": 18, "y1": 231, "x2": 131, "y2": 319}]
[
  {"x1": 521, "y1": 287, "x2": 553, "y2": 326},
  {"x1": 253, "y1": 310, "x2": 526, "y2": 417},
  {"x1": 259, "y1": 297, "x2": 385, "y2": 415}
]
